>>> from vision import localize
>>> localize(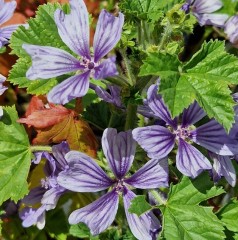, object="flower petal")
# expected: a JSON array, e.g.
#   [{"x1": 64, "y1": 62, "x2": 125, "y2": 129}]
[
  {"x1": 22, "y1": 44, "x2": 83, "y2": 80},
  {"x1": 54, "y1": 0, "x2": 90, "y2": 58},
  {"x1": 93, "y1": 10, "x2": 124, "y2": 62},
  {"x1": 195, "y1": 13, "x2": 229, "y2": 27},
  {"x1": 123, "y1": 188, "x2": 160, "y2": 240},
  {"x1": 176, "y1": 138, "x2": 212, "y2": 178},
  {"x1": 0, "y1": 74, "x2": 7, "y2": 95},
  {"x1": 191, "y1": 119, "x2": 238, "y2": 155},
  {"x1": 192, "y1": 0, "x2": 222, "y2": 14},
  {"x1": 210, "y1": 152, "x2": 236, "y2": 187},
  {"x1": 47, "y1": 71, "x2": 90, "y2": 105},
  {"x1": 132, "y1": 125, "x2": 175, "y2": 159},
  {"x1": 68, "y1": 189, "x2": 119, "y2": 235},
  {"x1": 125, "y1": 158, "x2": 169, "y2": 189},
  {"x1": 102, "y1": 128, "x2": 136, "y2": 179},
  {"x1": 0, "y1": 0, "x2": 16, "y2": 25},
  {"x1": 147, "y1": 84, "x2": 177, "y2": 128},
  {"x1": 57, "y1": 151, "x2": 114, "y2": 192},
  {"x1": 94, "y1": 56, "x2": 118, "y2": 79},
  {"x1": 181, "y1": 101, "x2": 206, "y2": 127},
  {"x1": 22, "y1": 186, "x2": 46, "y2": 205}
]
